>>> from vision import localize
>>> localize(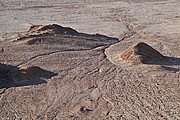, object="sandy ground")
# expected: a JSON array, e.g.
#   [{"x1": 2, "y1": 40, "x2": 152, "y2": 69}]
[
  {"x1": 0, "y1": 0, "x2": 179, "y2": 39},
  {"x1": 0, "y1": 0, "x2": 180, "y2": 120}
]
